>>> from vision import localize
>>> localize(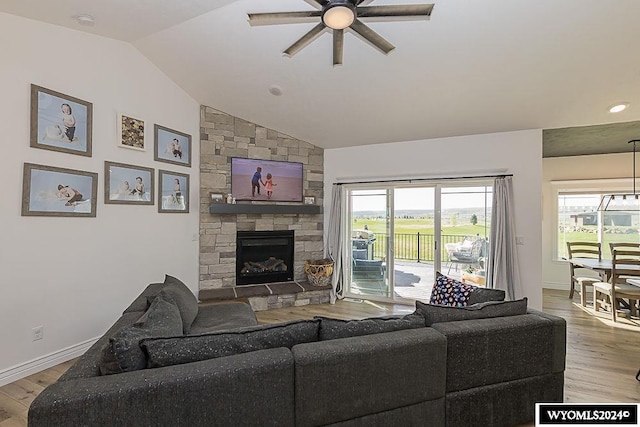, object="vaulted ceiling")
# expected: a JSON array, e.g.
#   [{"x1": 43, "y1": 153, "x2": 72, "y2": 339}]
[{"x1": 3, "y1": 0, "x2": 640, "y2": 150}]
